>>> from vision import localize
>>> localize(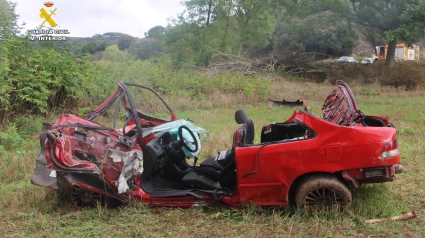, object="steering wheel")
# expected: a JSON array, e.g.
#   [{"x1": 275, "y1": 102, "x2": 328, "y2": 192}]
[{"x1": 178, "y1": 125, "x2": 199, "y2": 153}]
